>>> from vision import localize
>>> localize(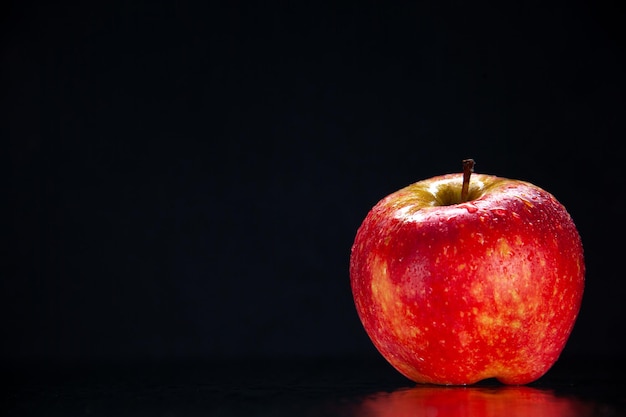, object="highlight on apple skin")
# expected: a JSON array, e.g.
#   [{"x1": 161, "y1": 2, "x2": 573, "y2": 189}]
[{"x1": 349, "y1": 162, "x2": 584, "y2": 385}]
